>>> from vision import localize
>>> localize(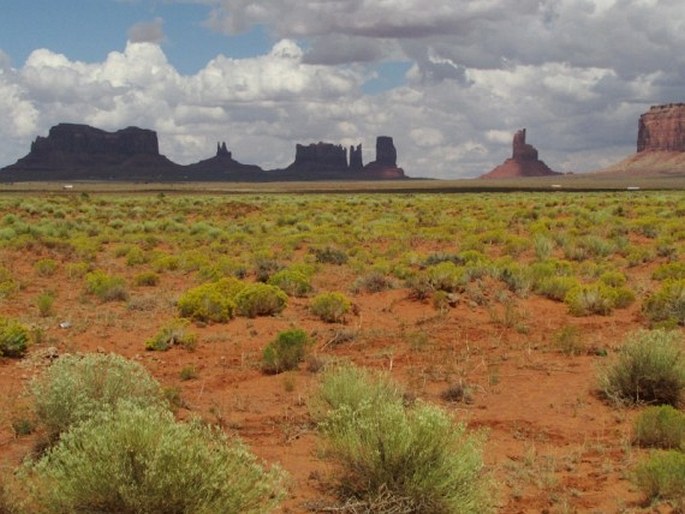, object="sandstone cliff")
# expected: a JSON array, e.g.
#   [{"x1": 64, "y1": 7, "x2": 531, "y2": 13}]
[
  {"x1": 595, "y1": 103, "x2": 685, "y2": 176},
  {"x1": 480, "y1": 129, "x2": 560, "y2": 179}
]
